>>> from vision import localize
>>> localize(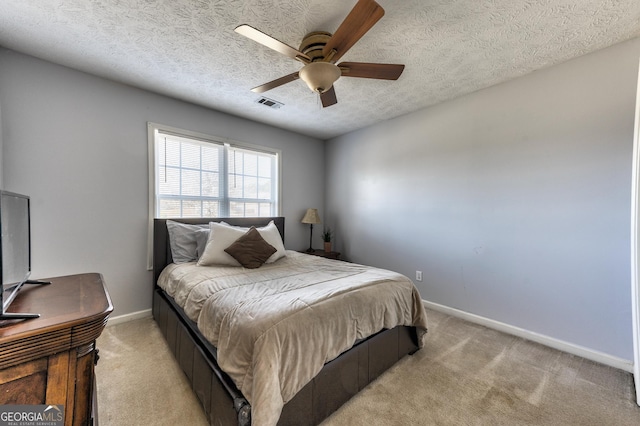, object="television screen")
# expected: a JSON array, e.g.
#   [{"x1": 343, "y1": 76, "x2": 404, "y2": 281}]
[{"x1": 0, "y1": 191, "x2": 31, "y2": 292}]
